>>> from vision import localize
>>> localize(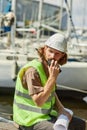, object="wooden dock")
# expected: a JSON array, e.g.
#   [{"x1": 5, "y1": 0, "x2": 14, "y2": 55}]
[{"x1": 0, "y1": 122, "x2": 19, "y2": 130}]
